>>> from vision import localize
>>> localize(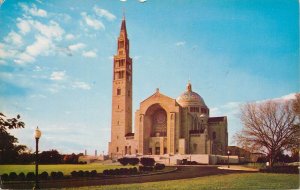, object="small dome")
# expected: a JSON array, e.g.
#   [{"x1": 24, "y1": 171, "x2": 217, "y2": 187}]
[{"x1": 176, "y1": 82, "x2": 207, "y2": 108}]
